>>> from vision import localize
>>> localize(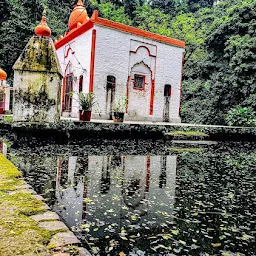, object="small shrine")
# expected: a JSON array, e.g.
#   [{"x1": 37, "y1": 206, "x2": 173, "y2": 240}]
[{"x1": 12, "y1": 10, "x2": 62, "y2": 123}]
